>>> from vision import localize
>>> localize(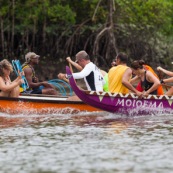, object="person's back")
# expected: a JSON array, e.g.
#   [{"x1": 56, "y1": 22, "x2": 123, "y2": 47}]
[
  {"x1": 80, "y1": 61, "x2": 103, "y2": 91},
  {"x1": 66, "y1": 57, "x2": 108, "y2": 92},
  {"x1": 108, "y1": 65, "x2": 129, "y2": 93},
  {"x1": 108, "y1": 52, "x2": 130, "y2": 94},
  {"x1": 72, "y1": 51, "x2": 104, "y2": 91}
]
